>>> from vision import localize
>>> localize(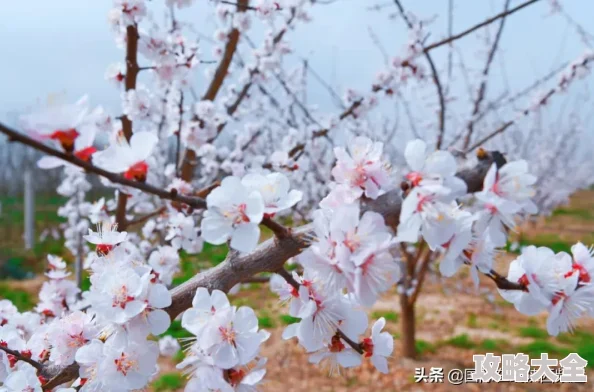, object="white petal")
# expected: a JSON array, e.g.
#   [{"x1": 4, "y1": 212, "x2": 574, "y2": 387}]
[
  {"x1": 130, "y1": 131, "x2": 158, "y2": 161},
  {"x1": 230, "y1": 223, "x2": 260, "y2": 253},
  {"x1": 149, "y1": 284, "x2": 172, "y2": 308},
  {"x1": 148, "y1": 309, "x2": 171, "y2": 335},
  {"x1": 404, "y1": 139, "x2": 426, "y2": 171},
  {"x1": 38, "y1": 156, "x2": 65, "y2": 169},
  {"x1": 371, "y1": 355, "x2": 389, "y2": 374}
]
